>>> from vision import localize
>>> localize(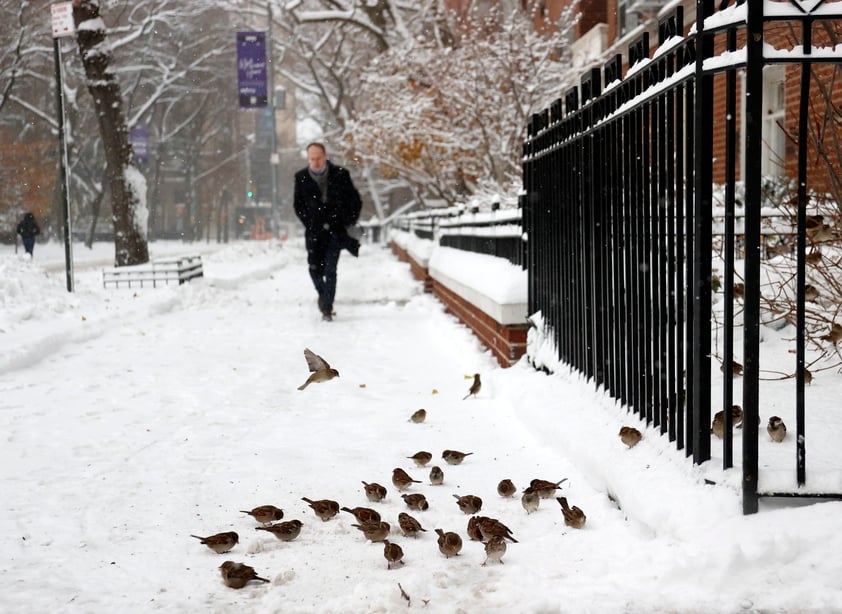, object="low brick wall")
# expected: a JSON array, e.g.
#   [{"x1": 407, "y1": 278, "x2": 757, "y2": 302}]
[{"x1": 390, "y1": 241, "x2": 527, "y2": 367}]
